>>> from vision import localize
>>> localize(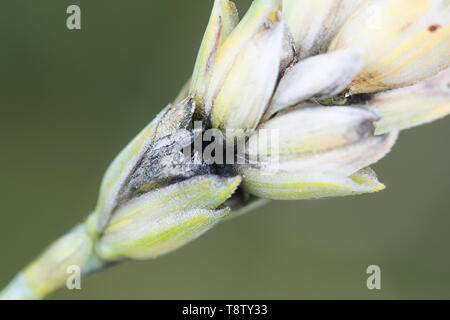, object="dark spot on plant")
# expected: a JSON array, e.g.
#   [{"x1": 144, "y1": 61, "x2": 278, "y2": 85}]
[
  {"x1": 346, "y1": 93, "x2": 373, "y2": 105},
  {"x1": 428, "y1": 24, "x2": 441, "y2": 32}
]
